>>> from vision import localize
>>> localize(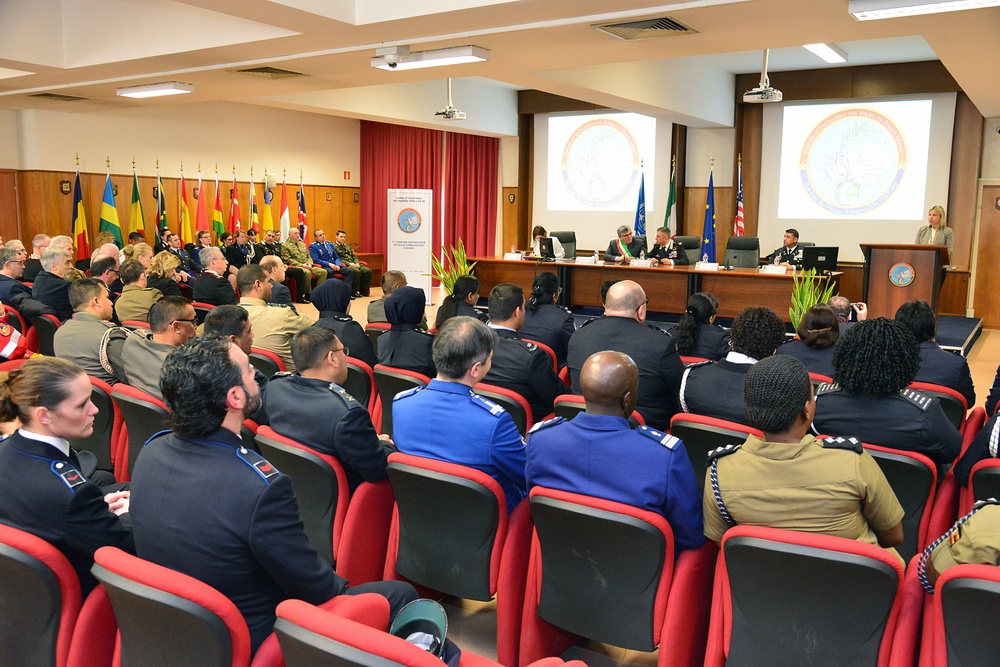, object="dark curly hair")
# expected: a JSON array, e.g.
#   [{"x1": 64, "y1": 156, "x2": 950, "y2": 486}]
[
  {"x1": 675, "y1": 292, "x2": 719, "y2": 355},
  {"x1": 160, "y1": 335, "x2": 243, "y2": 437},
  {"x1": 730, "y1": 306, "x2": 786, "y2": 360},
  {"x1": 797, "y1": 304, "x2": 839, "y2": 350},
  {"x1": 526, "y1": 272, "x2": 559, "y2": 313},
  {"x1": 833, "y1": 318, "x2": 920, "y2": 396}
]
